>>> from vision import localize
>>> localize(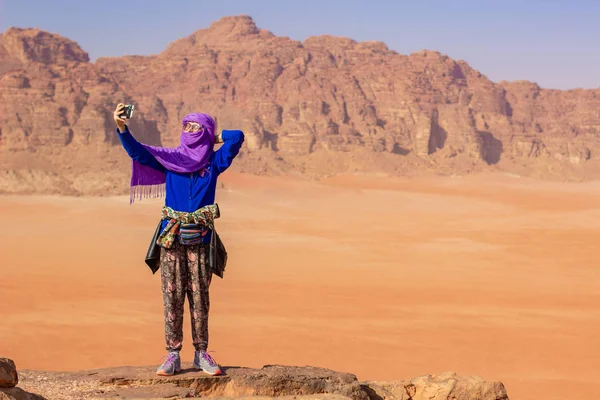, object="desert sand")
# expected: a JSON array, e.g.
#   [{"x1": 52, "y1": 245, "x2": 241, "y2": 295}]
[{"x1": 0, "y1": 173, "x2": 598, "y2": 400}]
